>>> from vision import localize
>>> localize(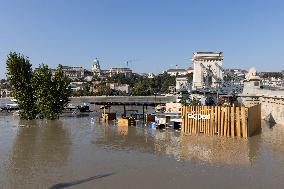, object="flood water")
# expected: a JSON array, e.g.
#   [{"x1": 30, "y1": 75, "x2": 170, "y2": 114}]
[{"x1": 1, "y1": 114, "x2": 284, "y2": 189}]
